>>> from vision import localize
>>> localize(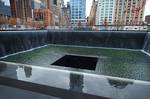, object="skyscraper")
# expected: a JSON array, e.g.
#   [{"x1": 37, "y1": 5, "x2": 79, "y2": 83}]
[
  {"x1": 88, "y1": 0, "x2": 98, "y2": 26},
  {"x1": 0, "y1": 0, "x2": 11, "y2": 17},
  {"x1": 96, "y1": 0, "x2": 115, "y2": 25},
  {"x1": 70, "y1": 0, "x2": 86, "y2": 26},
  {"x1": 113, "y1": 0, "x2": 126, "y2": 25},
  {"x1": 0, "y1": 0, "x2": 11, "y2": 27}
]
